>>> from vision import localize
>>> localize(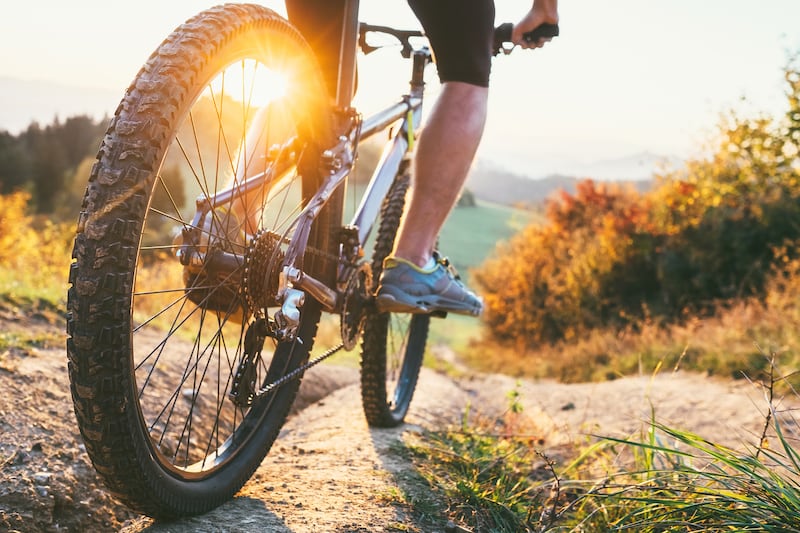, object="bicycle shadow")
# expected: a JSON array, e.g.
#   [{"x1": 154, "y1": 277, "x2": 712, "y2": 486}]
[
  {"x1": 364, "y1": 367, "x2": 473, "y2": 531},
  {"x1": 123, "y1": 496, "x2": 292, "y2": 532}
]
